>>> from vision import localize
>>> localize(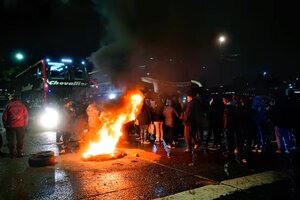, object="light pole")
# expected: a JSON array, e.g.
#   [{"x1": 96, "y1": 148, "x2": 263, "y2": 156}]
[{"x1": 218, "y1": 35, "x2": 226, "y2": 84}]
